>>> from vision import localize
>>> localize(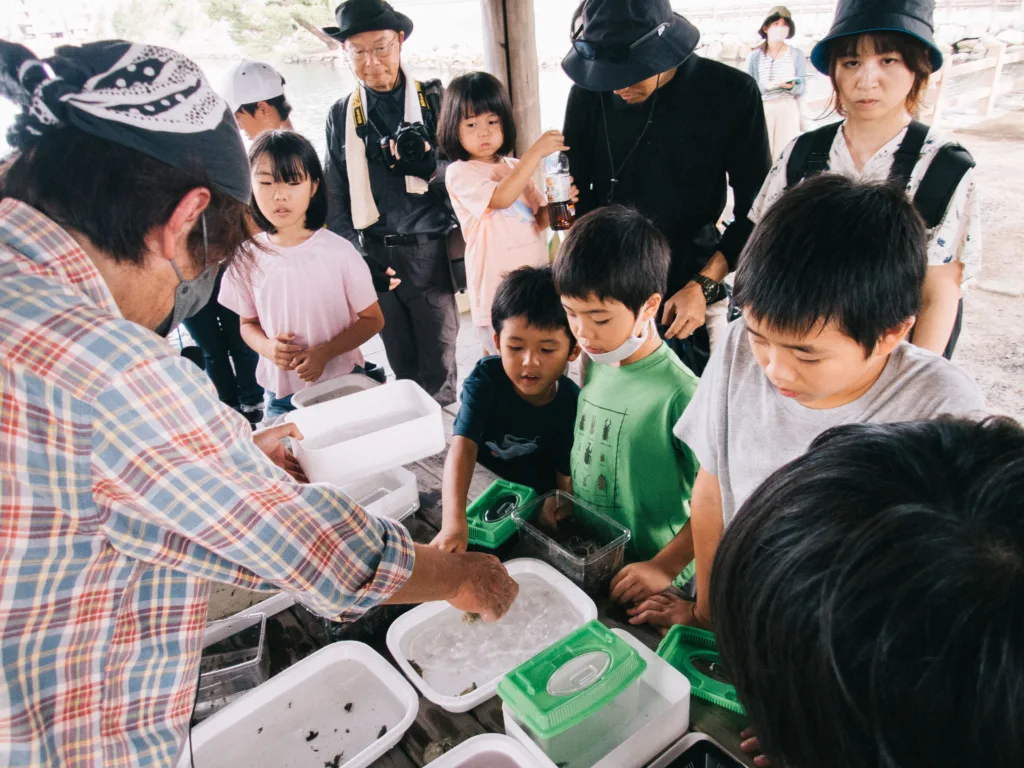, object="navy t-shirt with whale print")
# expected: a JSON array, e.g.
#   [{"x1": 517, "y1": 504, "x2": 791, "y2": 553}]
[{"x1": 453, "y1": 356, "x2": 580, "y2": 493}]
